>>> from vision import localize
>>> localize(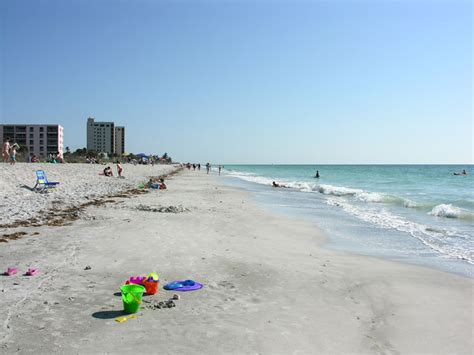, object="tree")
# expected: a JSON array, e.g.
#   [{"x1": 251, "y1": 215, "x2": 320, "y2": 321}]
[
  {"x1": 17, "y1": 144, "x2": 29, "y2": 162},
  {"x1": 65, "y1": 146, "x2": 71, "y2": 154}
]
